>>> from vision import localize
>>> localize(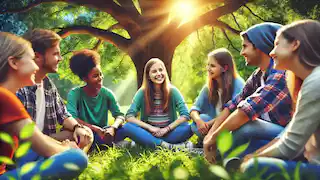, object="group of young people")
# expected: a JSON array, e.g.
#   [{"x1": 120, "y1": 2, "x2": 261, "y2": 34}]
[{"x1": 0, "y1": 19, "x2": 320, "y2": 179}]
